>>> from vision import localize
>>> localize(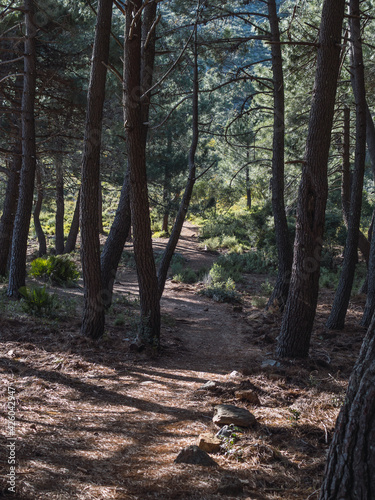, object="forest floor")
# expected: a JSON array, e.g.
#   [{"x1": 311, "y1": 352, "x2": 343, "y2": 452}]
[{"x1": 0, "y1": 222, "x2": 367, "y2": 500}]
